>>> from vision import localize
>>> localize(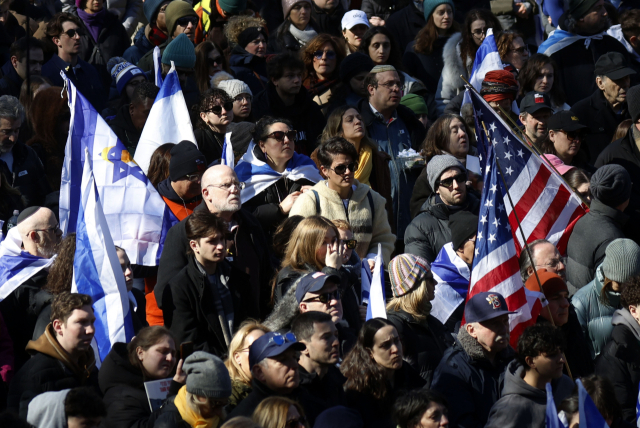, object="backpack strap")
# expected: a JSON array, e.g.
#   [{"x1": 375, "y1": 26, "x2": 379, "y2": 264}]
[
  {"x1": 312, "y1": 189, "x2": 321, "y2": 215},
  {"x1": 367, "y1": 190, "x2": 375, "y2": 226}
]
